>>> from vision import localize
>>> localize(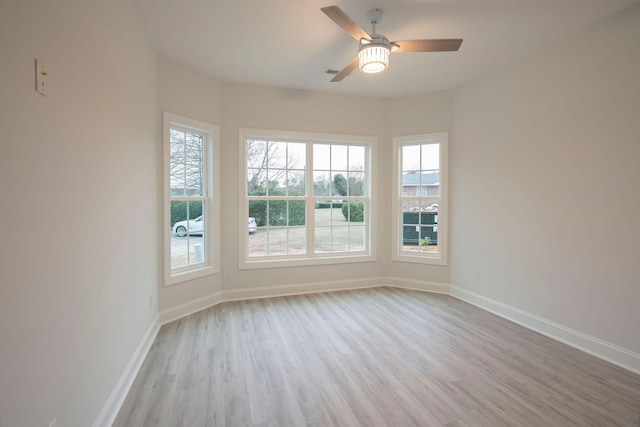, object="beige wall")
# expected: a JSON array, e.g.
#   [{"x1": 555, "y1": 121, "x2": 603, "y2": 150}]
[
  {"x1": 219, "y1": 83, "x2": 390, "y2": 291},
  {"x1": 2, "y1": 1, "x2": 638, "y2": 424},
  {"x1": 156, "y1": 55, "x2": 224, "y2": 311},
  {"x1": 0, "y1": 0, "x2": 157, "y2": 426},
  {"x1": 387, "y1": 91, "x2": 453, "y2": 284},
  {"x1": 157, "y1": 1, "x2": 640, "y2": 358},
  {"x1": 450, "y1": 4, "x2": 640, "y2": 353}
]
